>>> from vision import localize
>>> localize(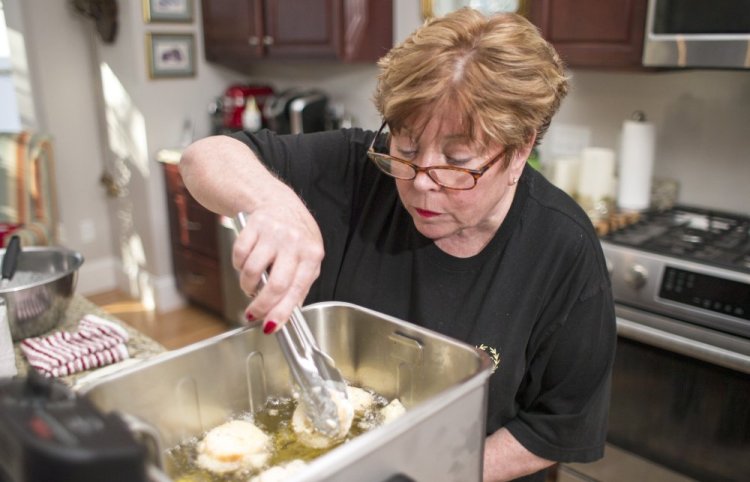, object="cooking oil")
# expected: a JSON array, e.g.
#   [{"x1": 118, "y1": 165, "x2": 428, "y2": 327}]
[{"x1": 166, "y1": 389, "x2": 390, "y2": 481}]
